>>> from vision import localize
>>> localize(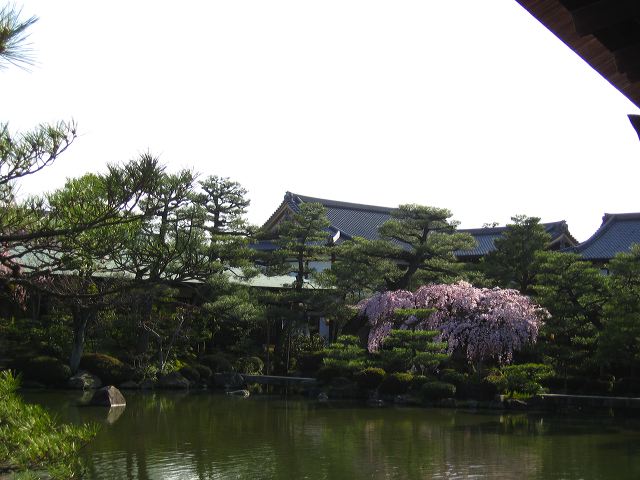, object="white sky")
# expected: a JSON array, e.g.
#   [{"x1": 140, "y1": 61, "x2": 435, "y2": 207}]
[{"x1": 3, "y1": 0, "x2": 640, "y2": 242}]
